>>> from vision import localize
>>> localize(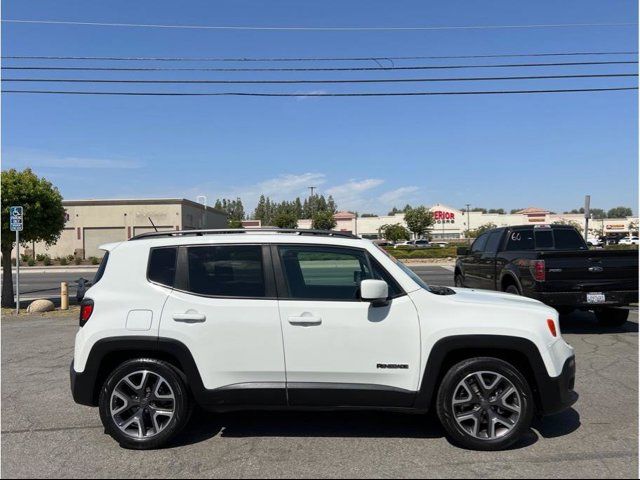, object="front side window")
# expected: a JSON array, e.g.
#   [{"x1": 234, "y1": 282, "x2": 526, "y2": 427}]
[
  {"x1": 471, "y1": 233, "x2": 489, "y2": 253},
  {"x1": 279, "y1": 246, "x2": 373, "y2": 300},
  {"x1": 186, "y1": 245, "x2": 265, "y2": 297},
  {"x1": 148, "y1": 247, "x2": 177, "y2": 287}
]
